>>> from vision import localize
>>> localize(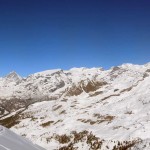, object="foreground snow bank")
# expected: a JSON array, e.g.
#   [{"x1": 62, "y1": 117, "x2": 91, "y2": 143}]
[{"x1": 0, "y1": 125, "x2": 45, "y2": 150}]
